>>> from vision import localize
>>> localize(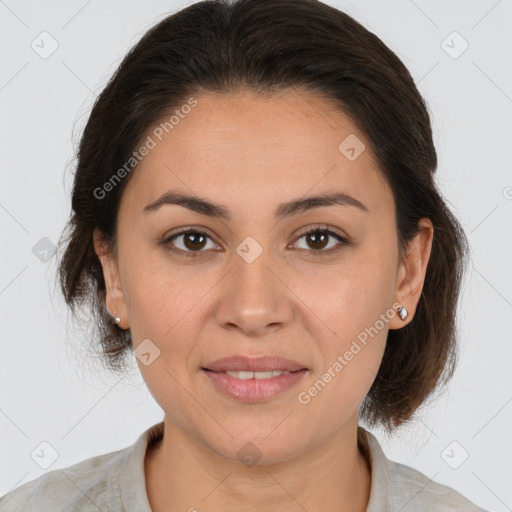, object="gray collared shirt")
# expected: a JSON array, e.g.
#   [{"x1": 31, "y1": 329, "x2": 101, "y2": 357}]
[{"x1": 0, "y1": 422, "x2": 489, "y2": 511}]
